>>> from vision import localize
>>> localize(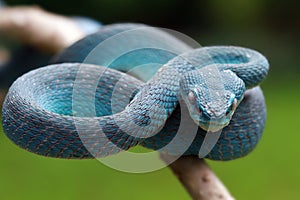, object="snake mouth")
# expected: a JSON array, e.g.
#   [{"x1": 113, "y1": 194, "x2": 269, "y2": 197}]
[{"x1": 193, "y1": 119, "x2": 229, "y2": 132}]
